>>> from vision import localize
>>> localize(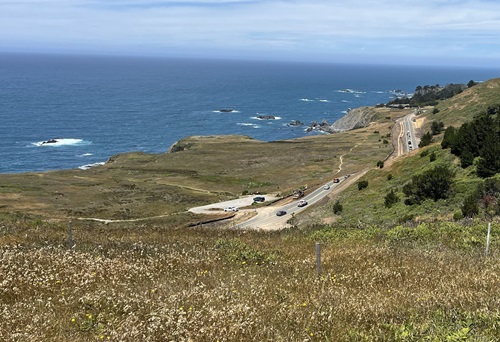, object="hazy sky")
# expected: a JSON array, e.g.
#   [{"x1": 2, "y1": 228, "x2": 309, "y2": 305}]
[{"x1": 1, "y1": 0, "x2": 499, "y2": 66}]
